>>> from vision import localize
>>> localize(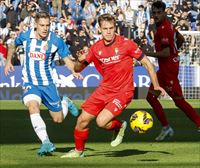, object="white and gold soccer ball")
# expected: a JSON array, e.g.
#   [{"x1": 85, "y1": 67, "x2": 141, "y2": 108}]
[{"x1": 130, "y1": 110, "x2": 153, "y2": 133}]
